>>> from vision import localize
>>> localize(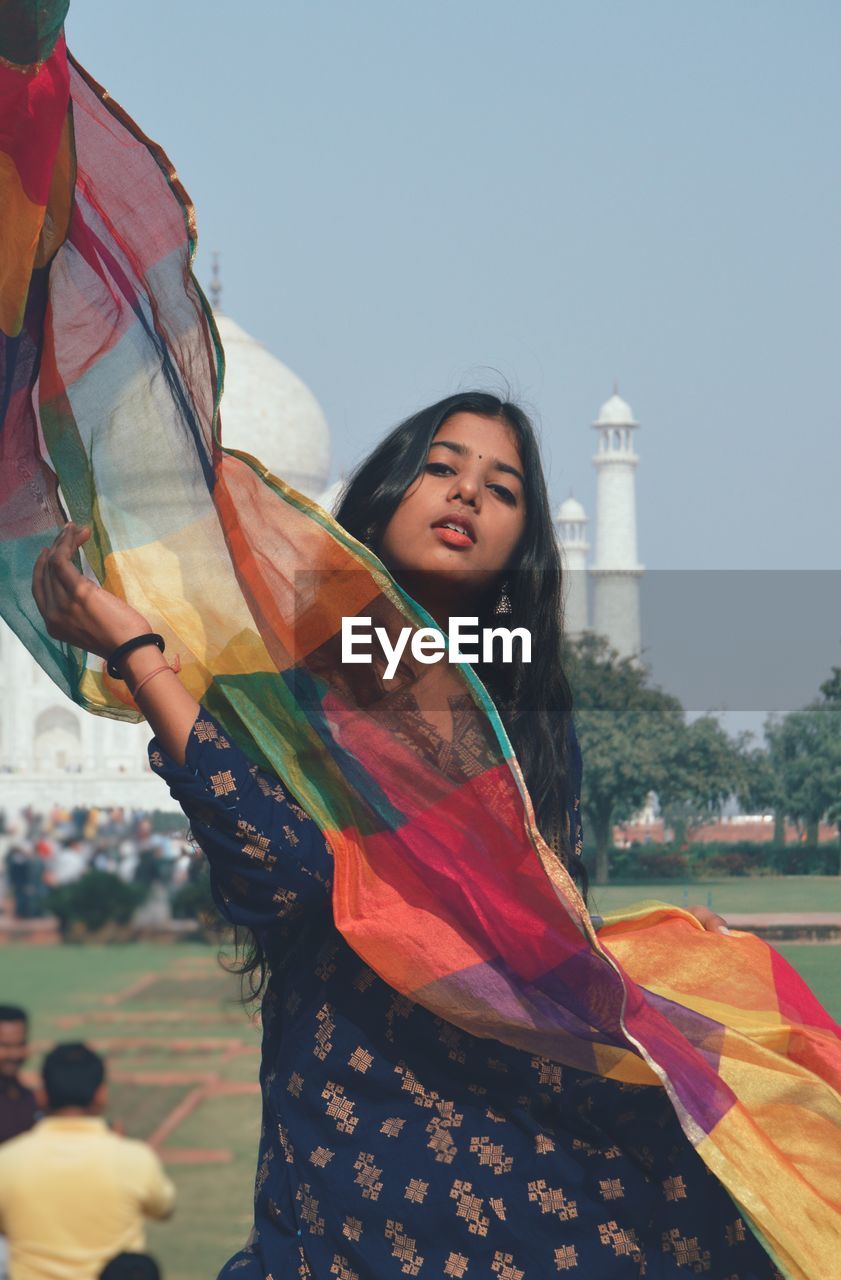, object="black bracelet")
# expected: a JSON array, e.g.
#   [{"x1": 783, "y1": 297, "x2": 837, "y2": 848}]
[{"x1": 106, "y1": 633, "x2": 165, "y2": 680}]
